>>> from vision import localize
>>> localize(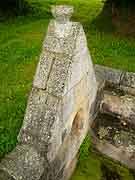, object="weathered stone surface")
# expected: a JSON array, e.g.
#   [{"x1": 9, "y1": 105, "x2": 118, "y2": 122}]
[
  {"x1": 51, "y1": 5, "x2": 74, "y2": 21},
  {"x1": 44, "y1": 21, "x2": 80, "y2": 55},
  {"x1": 91, "y1": 135, "x2": 135, "y2": 170},
  {"x1": 95, "y1": 64, "x2": 123, "y2": 85},
  {"x1": 90, "y1": 69, "x2": 105, "y2": 123},
  {"x1": 33, "y1": 50, "x2": 56, "y2": 89},
  {"x1": 0, "y1": 5, "x2": 97, "y2": 180},
  {"x1": 91, "y1": 65, "x2": 135, "y2": 170},
  {"x1": 95, "y1": 64, "x2": 135, "y2": 96},
  {"x1": 0, "y1": 145, "x2": 44, "y2": 180},
  {"x1": 121, "y1": 72, "x2": 135, "y2": 88},
  {"x1": 100, "y1": 93, "x2": 135, "y2": 125},
  {"x1": 18, "y1": 88, "x2": 61, "y2": 152},
  {"x1": 95, "y1": 64, "x2": 135, "y2": 89},
  {"x1": 119, "y1": 85, "x2": 135, "y2": 96},
  {"x1": 46, "y1": 53, "x2": 72, "y2": 97}
]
